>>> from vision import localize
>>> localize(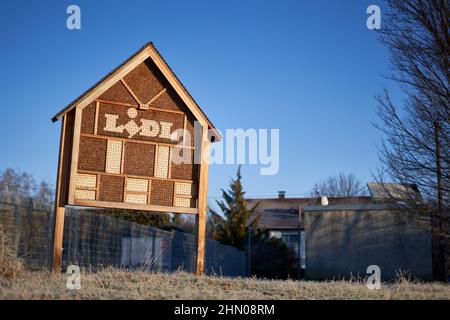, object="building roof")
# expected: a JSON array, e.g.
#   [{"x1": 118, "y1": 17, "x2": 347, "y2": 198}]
[
  {"x1": 51, "y1": 42, "x2": 221, "y2": 141},
  {"x1": 367, "y1": 183, "x2": 420, "y2": 200},
  {"x1": 249, "y1": 208, "x2": 299, "y2": 230},
  {"x1": 245, "y1": 183, "x2": 417, "y2": 230},
  {"x1": 246, "y1": 196, "x2": 374, "y2": 230},
  {"x1": 303, "y1": 203, "x2": 396, "y2": 212}
]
